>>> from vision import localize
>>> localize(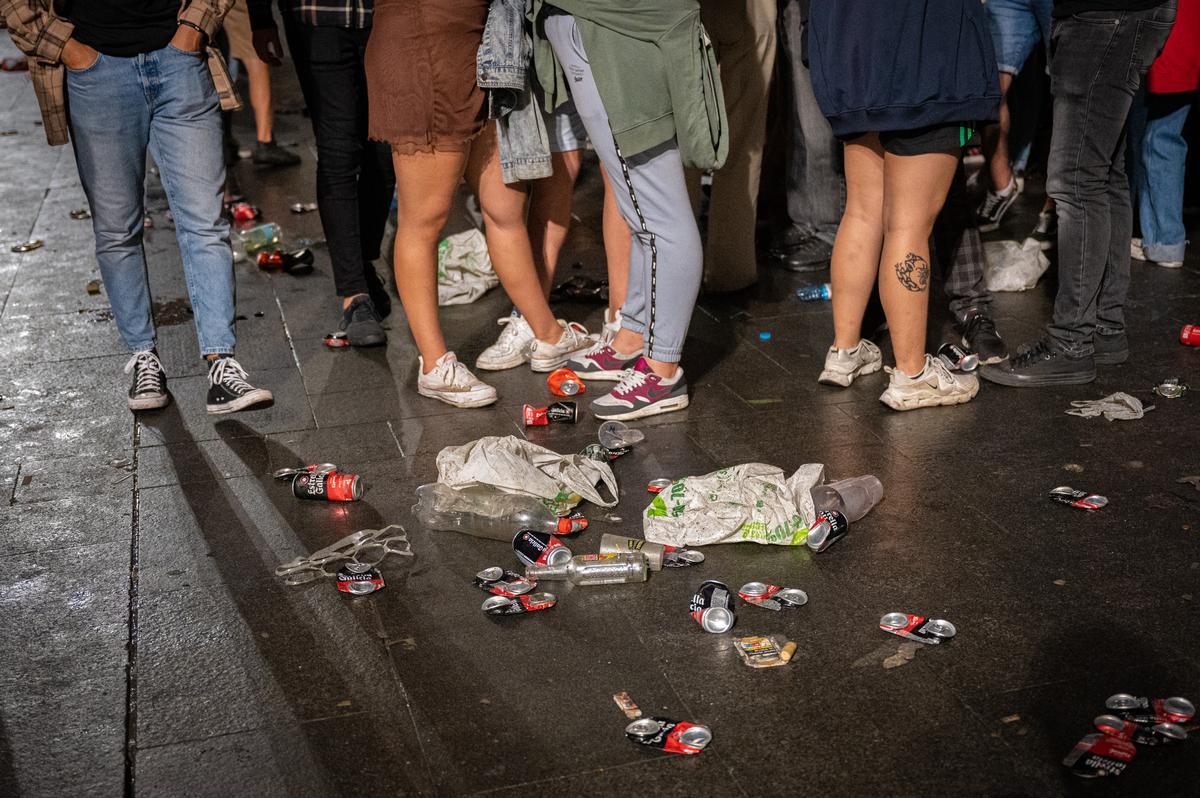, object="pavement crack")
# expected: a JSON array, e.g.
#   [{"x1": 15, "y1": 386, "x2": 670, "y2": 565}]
[{"x1": 123, "y1": 421, "x2": 142, "y2": 797}]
